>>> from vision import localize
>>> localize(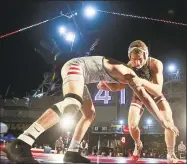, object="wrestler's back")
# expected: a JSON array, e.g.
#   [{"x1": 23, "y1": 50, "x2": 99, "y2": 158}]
[{"x1": 64, "y1": 56, "x2": 119, "y2": 84}]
